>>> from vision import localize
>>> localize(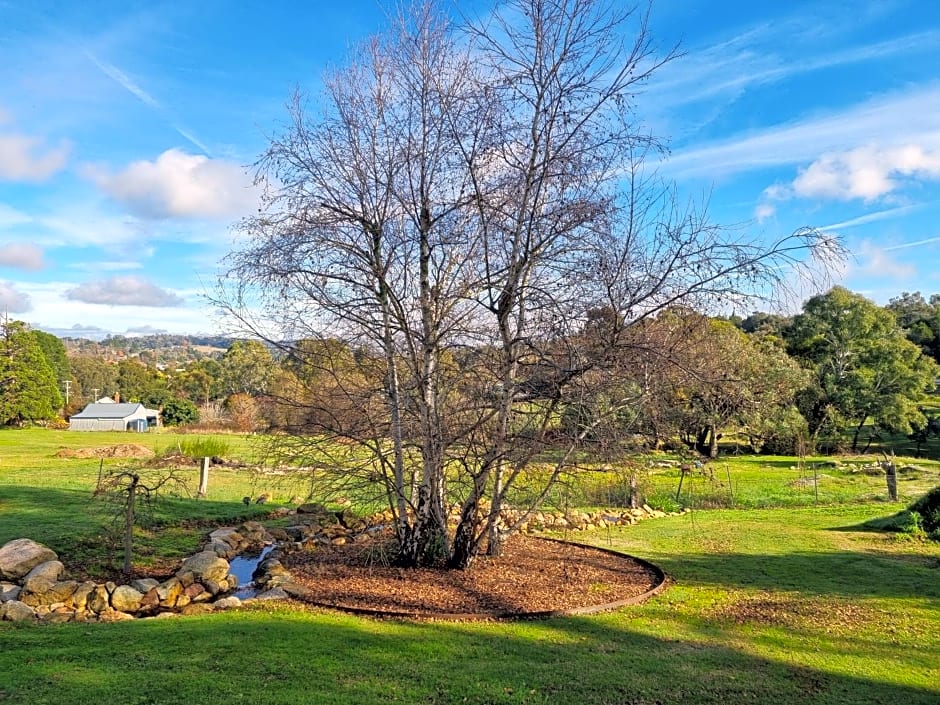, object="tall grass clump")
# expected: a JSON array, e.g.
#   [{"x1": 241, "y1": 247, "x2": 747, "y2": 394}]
[{"x1": 163, "y1": 436, "x2": 232, "y2": 460}]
